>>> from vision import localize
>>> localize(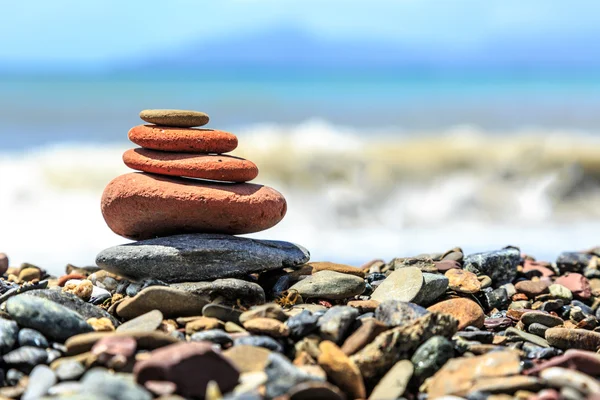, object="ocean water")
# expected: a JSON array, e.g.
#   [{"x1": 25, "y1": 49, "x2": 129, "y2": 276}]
[{"x1": 1, "y1": 69, "x2": 600, "y2": 274}]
